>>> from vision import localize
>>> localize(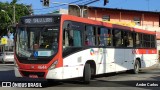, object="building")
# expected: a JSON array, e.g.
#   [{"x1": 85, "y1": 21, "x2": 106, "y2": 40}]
[{"x1": 69, "y1": 5, "x2": 160, "y2": 52}]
